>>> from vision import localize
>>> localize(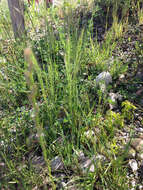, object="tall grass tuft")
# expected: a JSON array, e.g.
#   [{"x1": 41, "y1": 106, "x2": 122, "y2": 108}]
[{"x1": 24, "y1": 48, "x2": 56, "y2": 189}]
